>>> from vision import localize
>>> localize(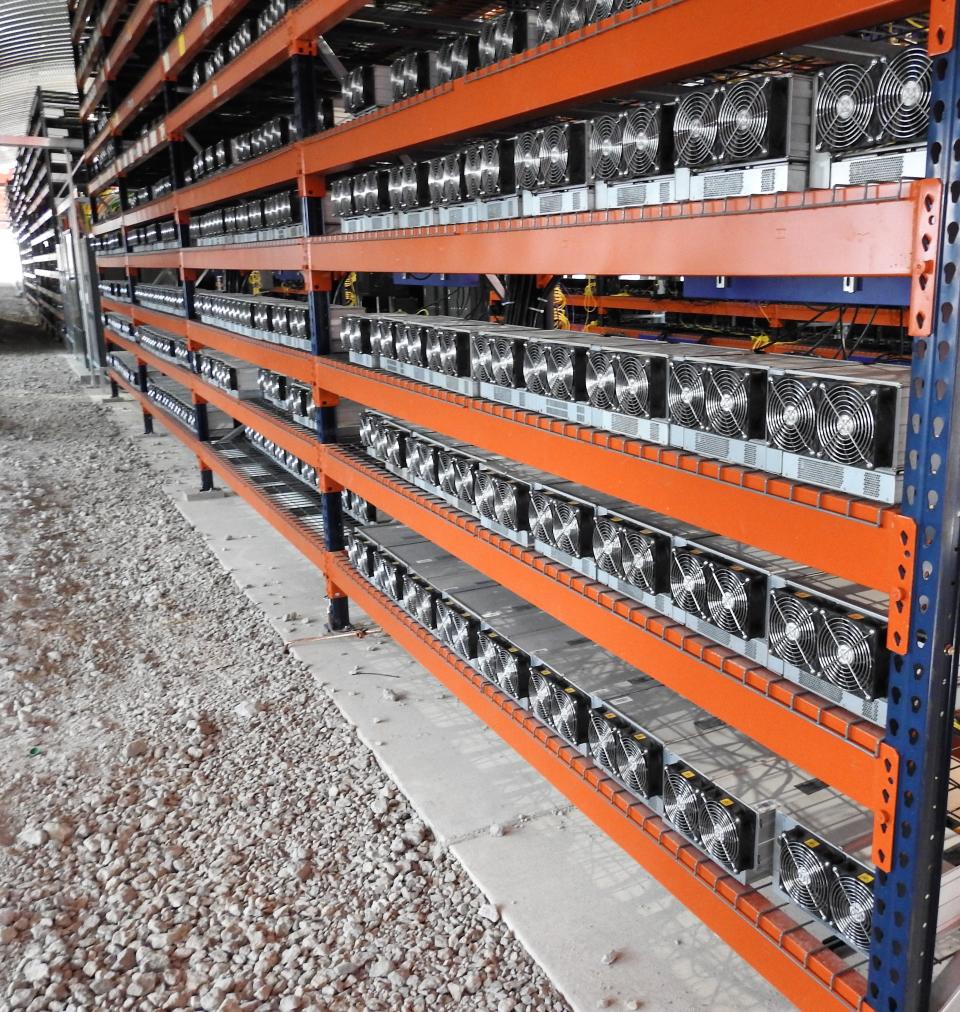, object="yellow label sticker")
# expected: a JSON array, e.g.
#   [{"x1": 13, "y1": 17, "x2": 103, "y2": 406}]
[
  {"x1": 805, "y1": 838, "x2": 820, "y2": 848},
  {"x1": 681, "y1": 770, "x2": 695, "y2": 779},
  {"x1": 720, "y1": 798, "x2": 734, "y2": 807},
  {"x1": 858, "y1": 872, "x2": 875, "y2": 884},
  {"x1": 176, "y1": 33, "x2": 186, "y2": 56}
]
